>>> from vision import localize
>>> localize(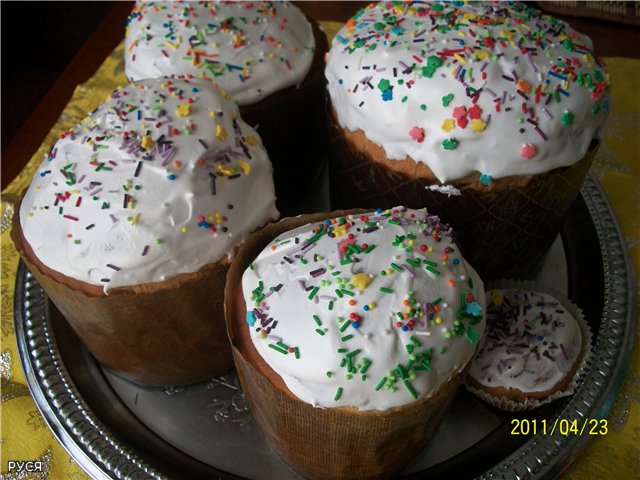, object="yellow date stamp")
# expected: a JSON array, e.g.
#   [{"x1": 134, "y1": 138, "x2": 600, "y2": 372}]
[{"x1": 510, "y1": 418, "x2": 608, "y2": 436}]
